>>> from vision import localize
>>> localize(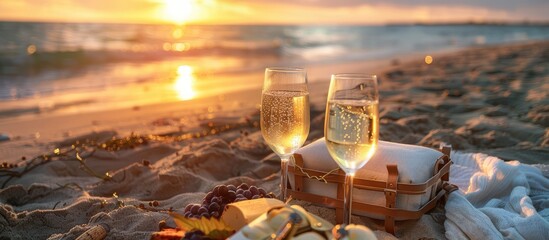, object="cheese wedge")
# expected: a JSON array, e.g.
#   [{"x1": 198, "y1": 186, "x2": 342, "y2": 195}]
[{"x1": 221, "y1": 198, "x2": 285, "y2": 230}]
